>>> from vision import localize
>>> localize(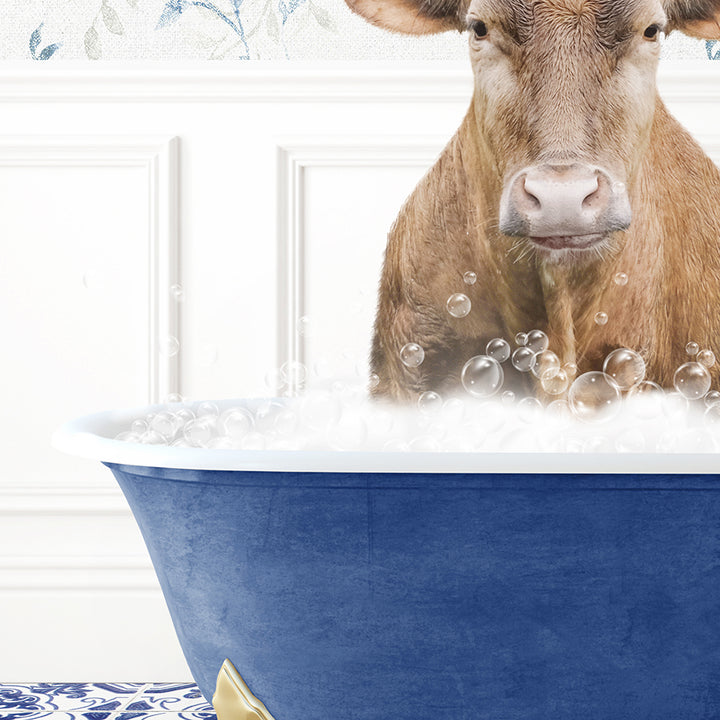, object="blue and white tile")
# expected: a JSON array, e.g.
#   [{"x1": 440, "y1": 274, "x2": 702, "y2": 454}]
[
  {"x1": 128, "y1": 684, "x2": 213, "y2": 715},
  {"x1": 0, "y1": 683, "x2": 215, "y2": 720},
  {"x1": 0, "y1": 684, "x2": 144, "y2": 715}
]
